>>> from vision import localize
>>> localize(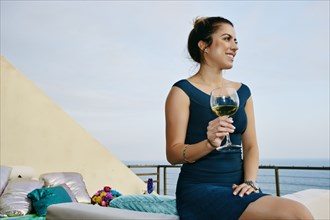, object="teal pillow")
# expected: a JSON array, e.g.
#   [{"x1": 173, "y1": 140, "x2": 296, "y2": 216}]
[
  {"x1": 109, "y1": 194, "x2": 177, "y2": 215},
  {"x1": 27, "y1": 185, "x2": 76, "y2": 216}
]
